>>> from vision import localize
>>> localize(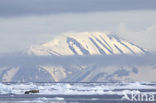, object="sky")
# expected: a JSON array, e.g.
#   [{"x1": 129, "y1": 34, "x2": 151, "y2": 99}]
[{"x1": 0, "y1": 0, "x2": 156, "y2": 54}]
